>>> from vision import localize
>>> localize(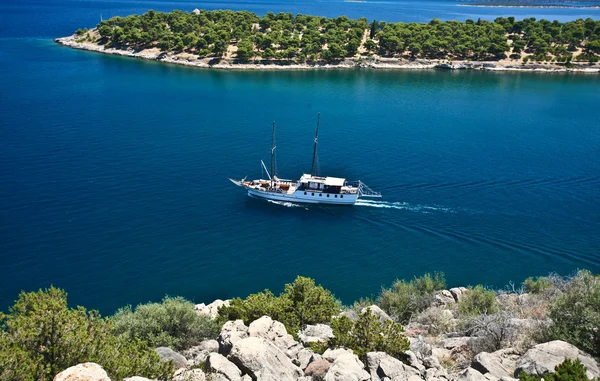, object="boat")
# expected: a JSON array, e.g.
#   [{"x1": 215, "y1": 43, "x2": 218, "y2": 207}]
[{"x1": 229, "y1": 114, "x2": 381, "y2": 205}]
